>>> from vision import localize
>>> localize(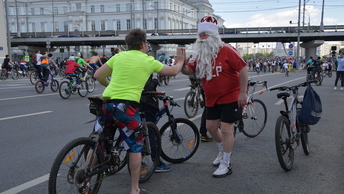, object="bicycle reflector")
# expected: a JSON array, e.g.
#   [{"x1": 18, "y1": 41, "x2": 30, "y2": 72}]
[{"x1": 258, "y1": 91, "x2": 264, "y2": 95}]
